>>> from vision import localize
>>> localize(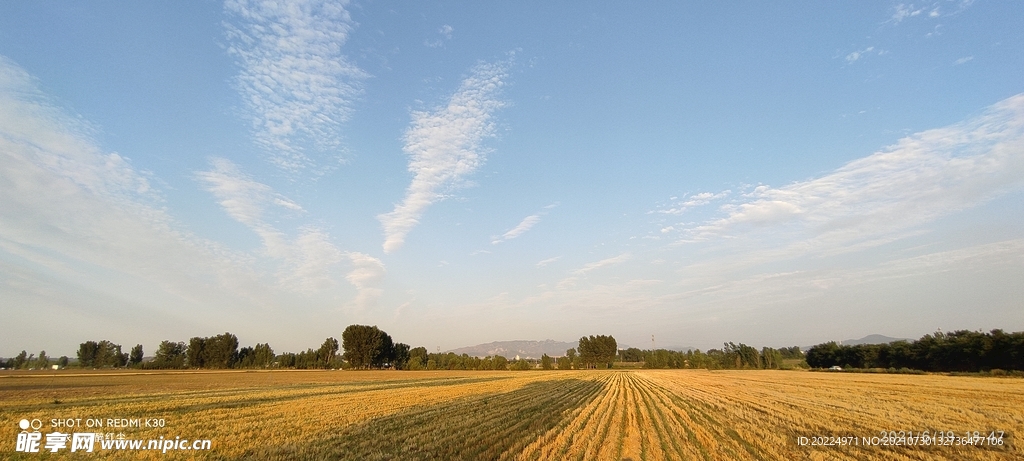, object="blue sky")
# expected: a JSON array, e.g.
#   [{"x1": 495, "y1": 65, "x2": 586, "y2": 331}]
[{"x1": 1, "y1": 1, "x2": 1022, "y2": 356}]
